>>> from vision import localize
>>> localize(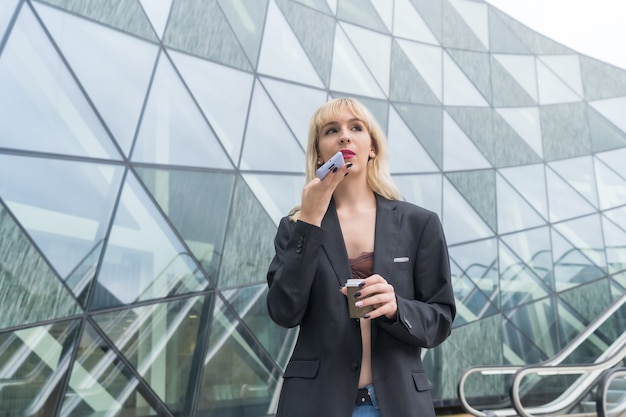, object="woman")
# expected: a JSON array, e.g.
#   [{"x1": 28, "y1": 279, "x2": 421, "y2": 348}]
[{"x1": 266, "y1": 97, "x2": 455, "y2": 417}]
